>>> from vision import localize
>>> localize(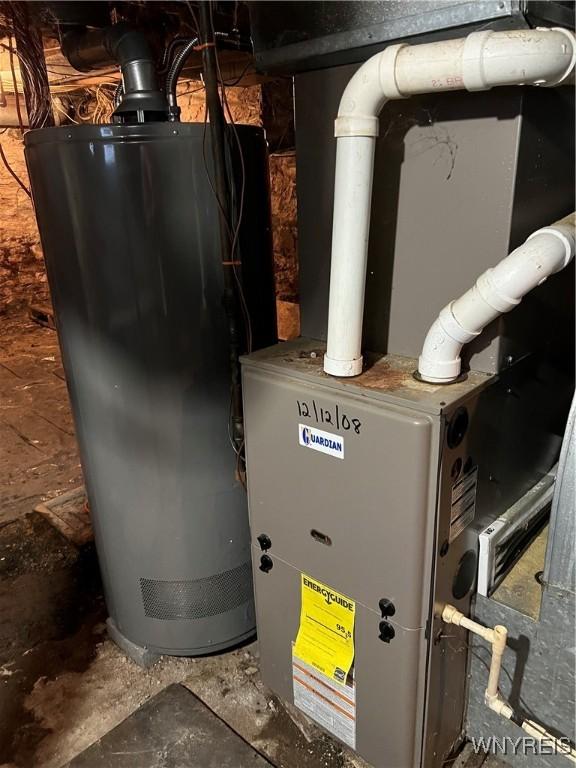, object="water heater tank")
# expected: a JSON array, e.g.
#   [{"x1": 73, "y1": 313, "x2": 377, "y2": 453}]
[{"x1": 25, "y1": 122, "x2": 276, "y2": 656}]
